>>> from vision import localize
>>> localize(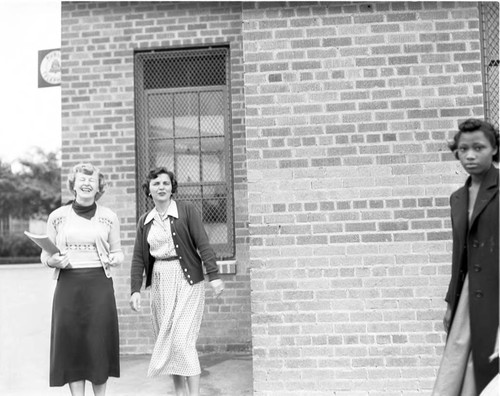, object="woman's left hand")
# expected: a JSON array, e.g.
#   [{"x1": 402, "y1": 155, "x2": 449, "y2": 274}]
[
  {"x1": 210, "y1": 279, "x2": 225, "y2": 298},
  {"x1": 108, "y1": 252, "x2": 124, "y2": 267}
]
